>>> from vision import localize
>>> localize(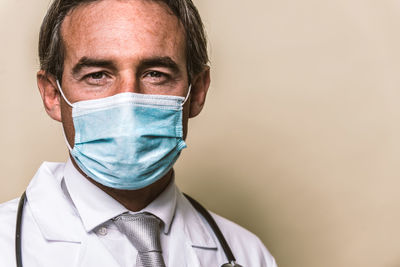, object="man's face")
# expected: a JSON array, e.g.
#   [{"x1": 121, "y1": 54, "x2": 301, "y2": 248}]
[{"x1": 58, "y1": 0, "x2": 191, "y2": 147}]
